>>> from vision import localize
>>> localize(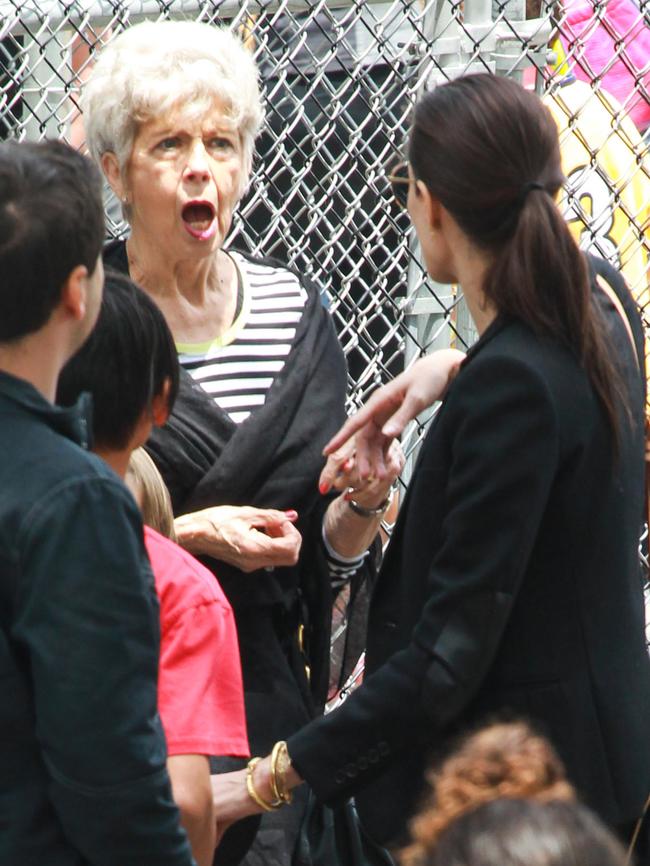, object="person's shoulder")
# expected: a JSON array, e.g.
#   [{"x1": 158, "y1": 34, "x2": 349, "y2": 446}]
[
  {"x1": 587, "y1": 253, "x2": 630, "y2": 296},
  {"x1": 229, "y1": 247, "x2": 329, "y2": 307},
  {"x1": 454, "y1": 319, "x2": 574, "y2": 405},
  {"x1": 144, "y1": 525, "x2": 231, "y2": 617},
  {"x1": 30, "y1": 448, "x2": 135, "y2": 523},
  {"x1": 0, "y1": 406, "x2": 124, "y2": 504},
  {"x1": 474, "y1": 317, "x2": 563, "y2": 366}
]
